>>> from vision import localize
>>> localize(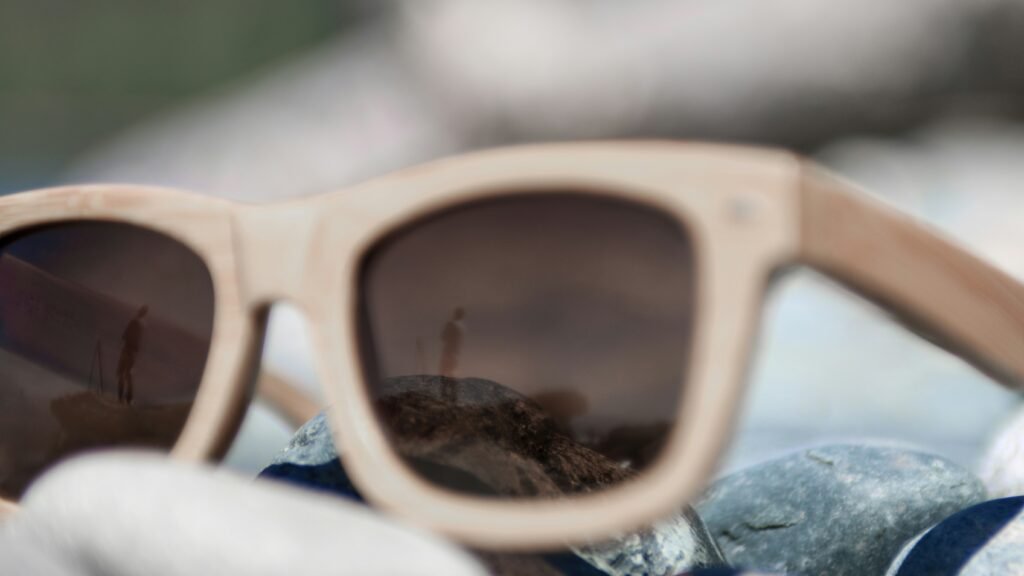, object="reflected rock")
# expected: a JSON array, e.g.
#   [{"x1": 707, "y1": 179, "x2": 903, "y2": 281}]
[
  {"x1": 374, "y1": 375, "x2": 631, "y2": 498},
  {"x1": 0, "y1": 390, "x2": 189, "y2": 499}
]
